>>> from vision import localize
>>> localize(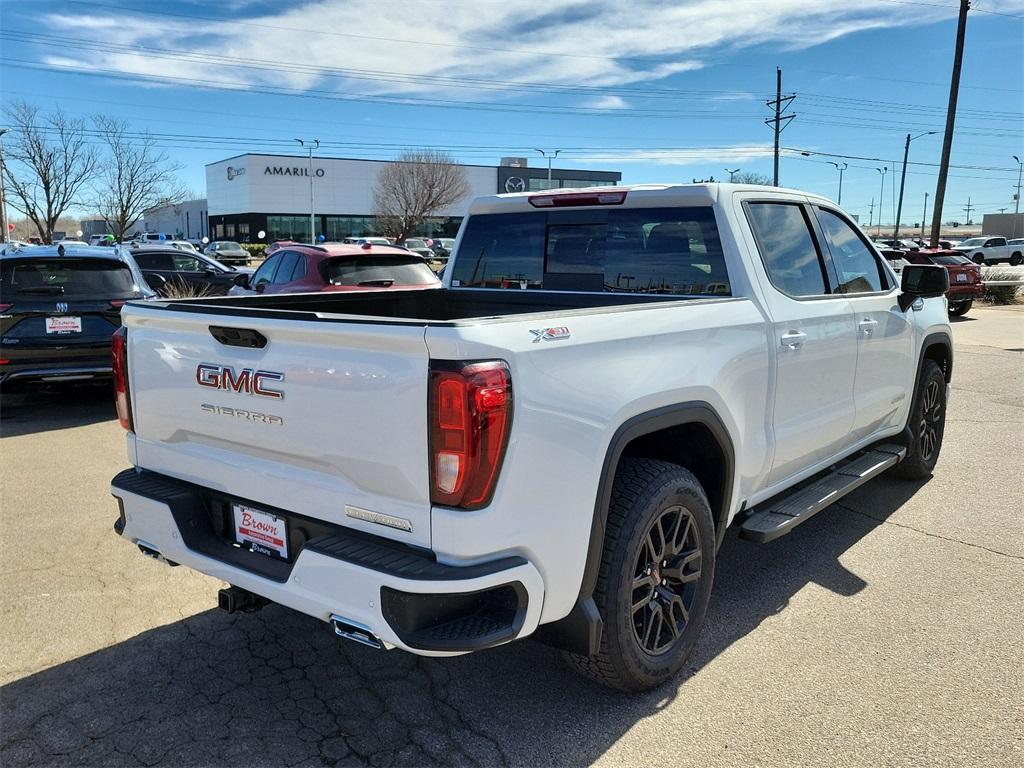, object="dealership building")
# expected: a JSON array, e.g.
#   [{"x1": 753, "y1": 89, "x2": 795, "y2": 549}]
[{"x1": 203, "y1": 154, "x2": 621, "y2": 242}]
